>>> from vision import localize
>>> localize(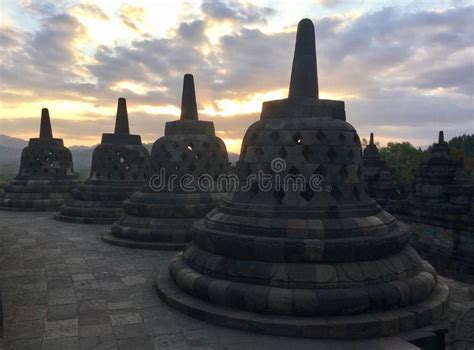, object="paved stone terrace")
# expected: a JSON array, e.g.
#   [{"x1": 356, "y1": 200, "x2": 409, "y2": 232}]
[{"x1": 0, "y1": 211, "x2": 473, "y2": 350}]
